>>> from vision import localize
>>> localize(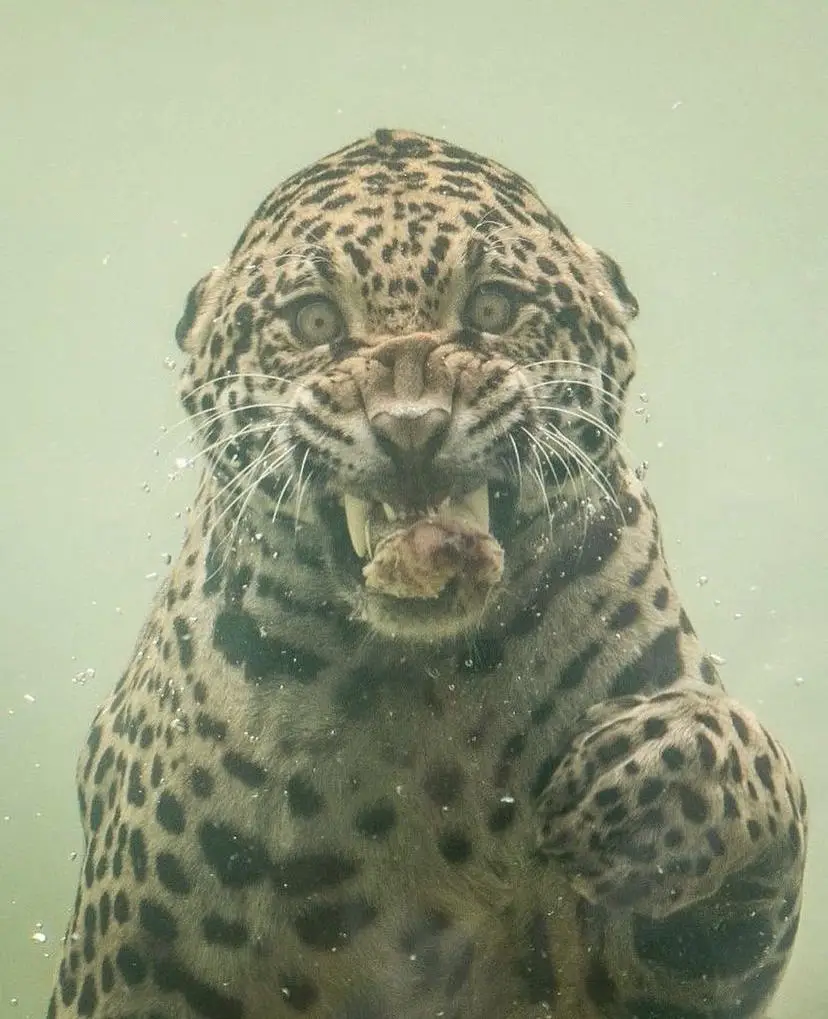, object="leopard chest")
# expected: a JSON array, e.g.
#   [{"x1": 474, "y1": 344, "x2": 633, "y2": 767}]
[{"x1": 172, "y1": 662, "x2": 604, "y2": 1016}]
